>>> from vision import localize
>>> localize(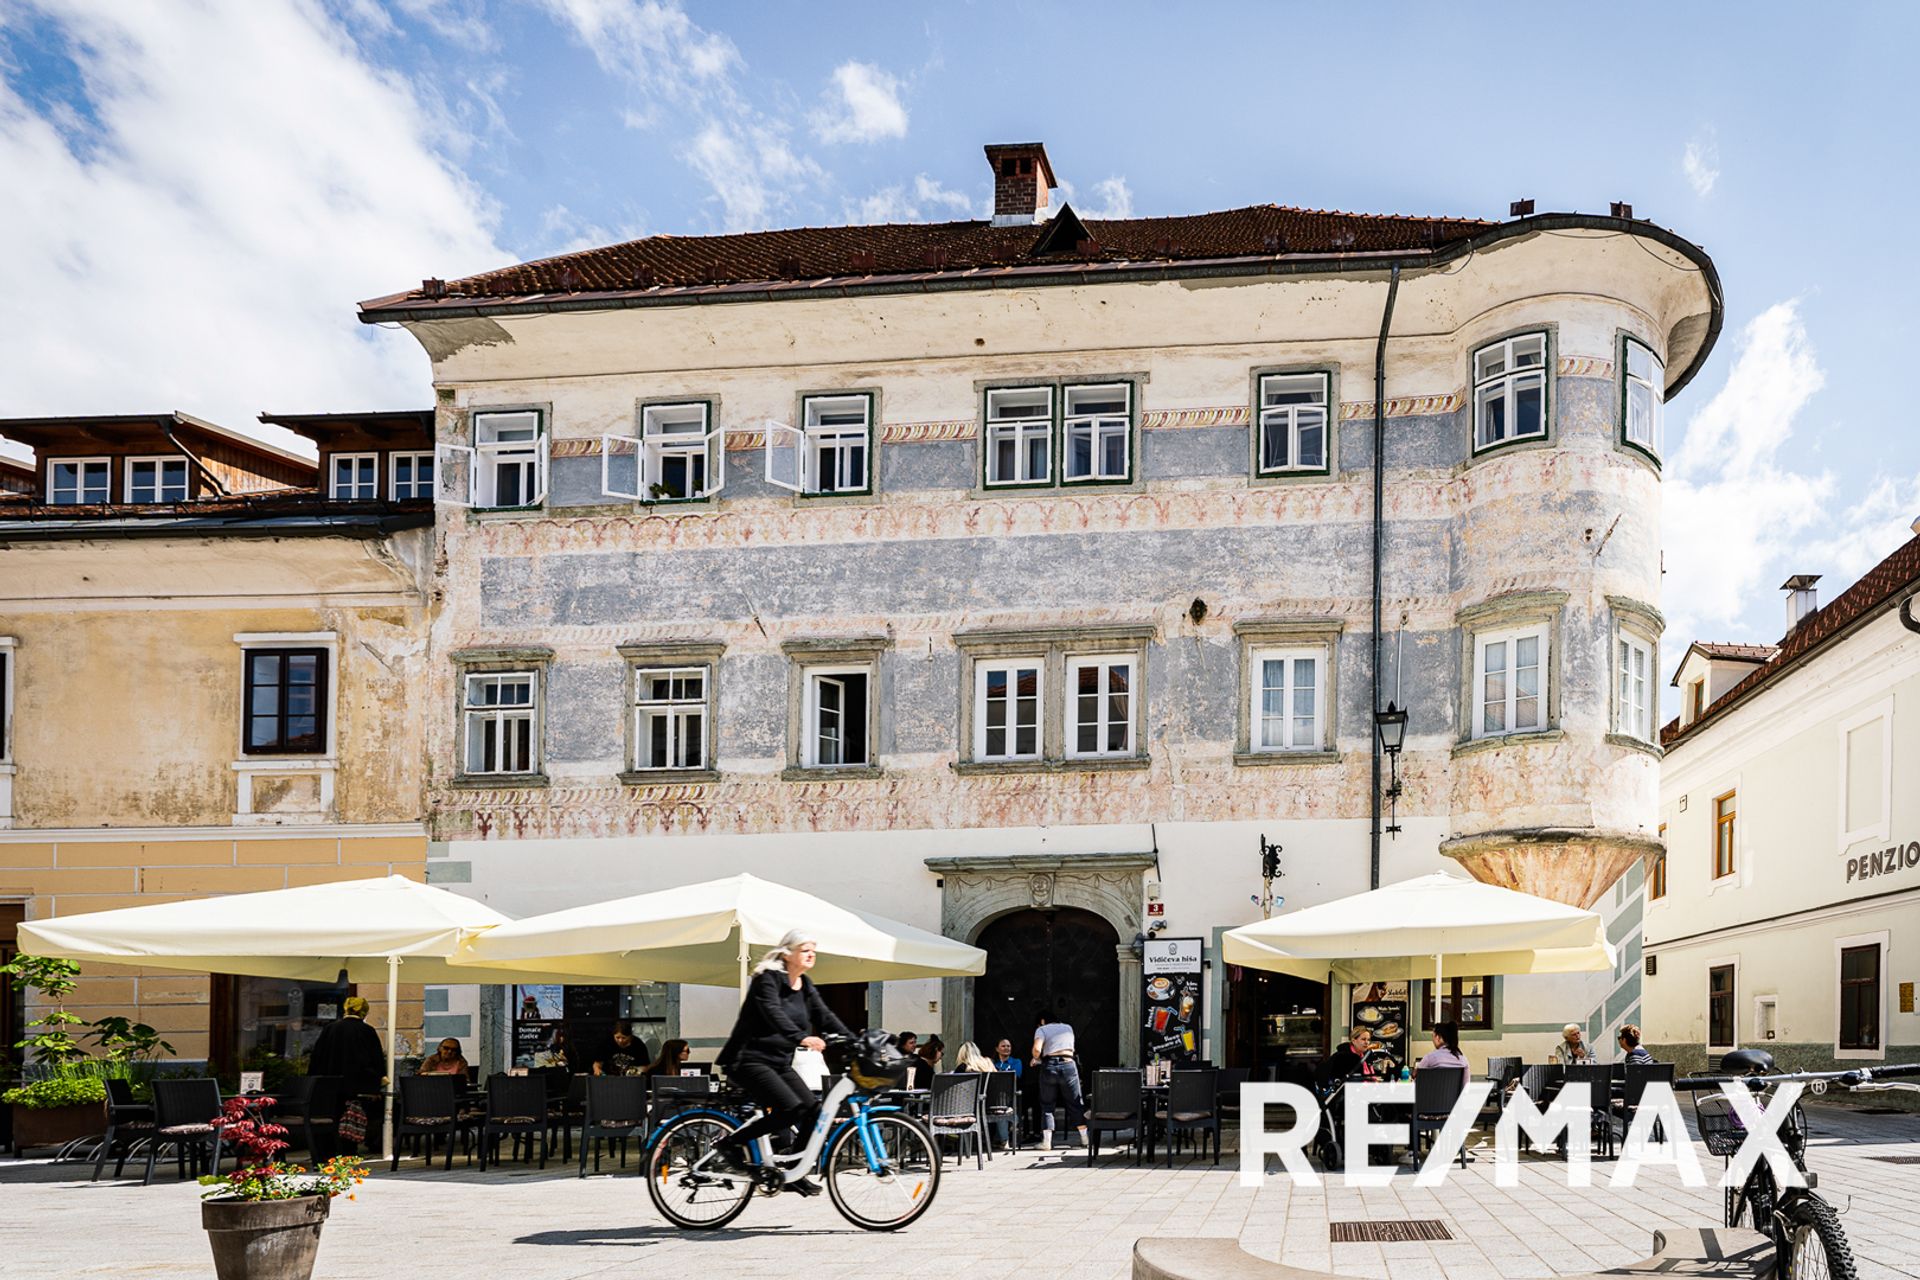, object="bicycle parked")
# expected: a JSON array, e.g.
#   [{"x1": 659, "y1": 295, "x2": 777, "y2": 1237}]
[
  {"x1": 1678, "y1": 1050, "x2": 1920, "y2": 1280},
  {"x1": 645, "y1": 1031, "x2": 940, "y2": 1232}
]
